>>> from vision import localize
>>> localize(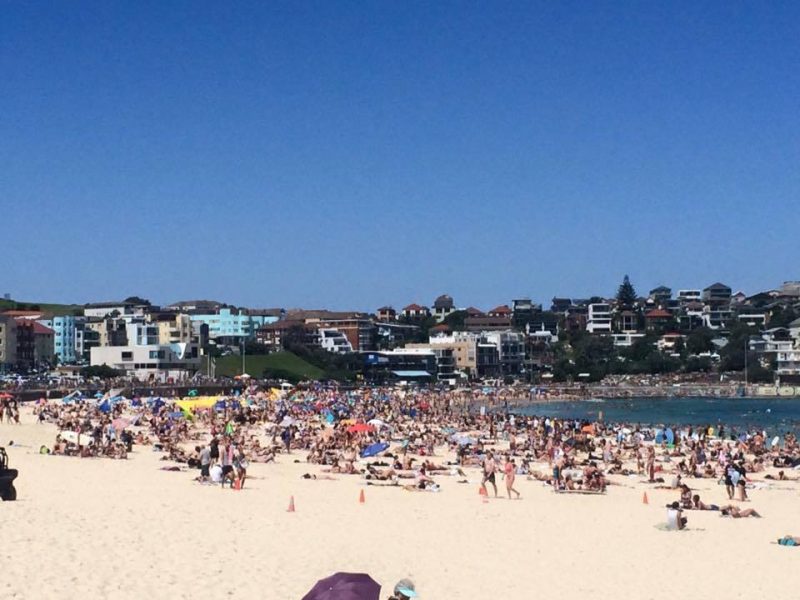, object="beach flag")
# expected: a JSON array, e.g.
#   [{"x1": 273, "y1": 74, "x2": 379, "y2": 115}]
[
  {"x1": 359, "y1": 489, "x2": 365, "y2": 504},
  {"x1": 642, "y1": 492, "x2": 648, "y2": 505},
  {"x1": 287, "y1": 496, "x2": 296, "y2": 512},
  {"x1": 479, "y1": 486, "x2": 487, "y2": 496},
  {"x1": 234, "y1": 478, "x2": 241, "y2": 491}
]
